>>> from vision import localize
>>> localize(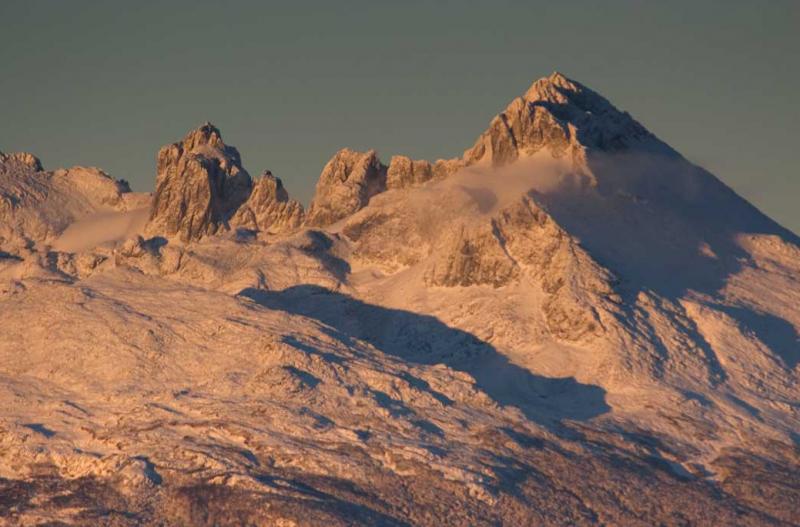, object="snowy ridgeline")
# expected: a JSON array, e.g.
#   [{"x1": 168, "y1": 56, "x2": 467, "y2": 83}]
[{"x1": 0, "y1": 73, "x2": 799, "y2": 526}]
